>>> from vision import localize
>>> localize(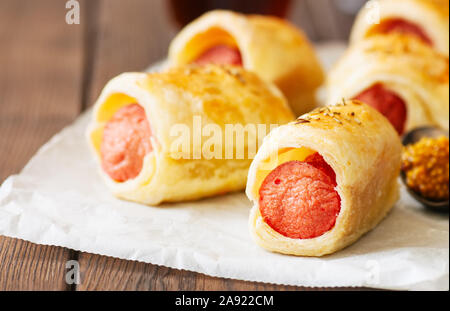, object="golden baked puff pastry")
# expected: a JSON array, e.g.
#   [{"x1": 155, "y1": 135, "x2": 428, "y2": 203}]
[
  {"x1": 351, "y1": 0, "x2": 449, "y2": 55},
  {"x1": 246, "y1": 101, "x2": 402, "y2": 257},
  {"x1": 87, "y1": 65, "x2": 294, "y2": 206},
  {"x1": 327, "y1": 33, "x2": 449, "y2": 135},
  {"x1": 168, "y1": 10, "x2": 325, "y2": 116}
]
